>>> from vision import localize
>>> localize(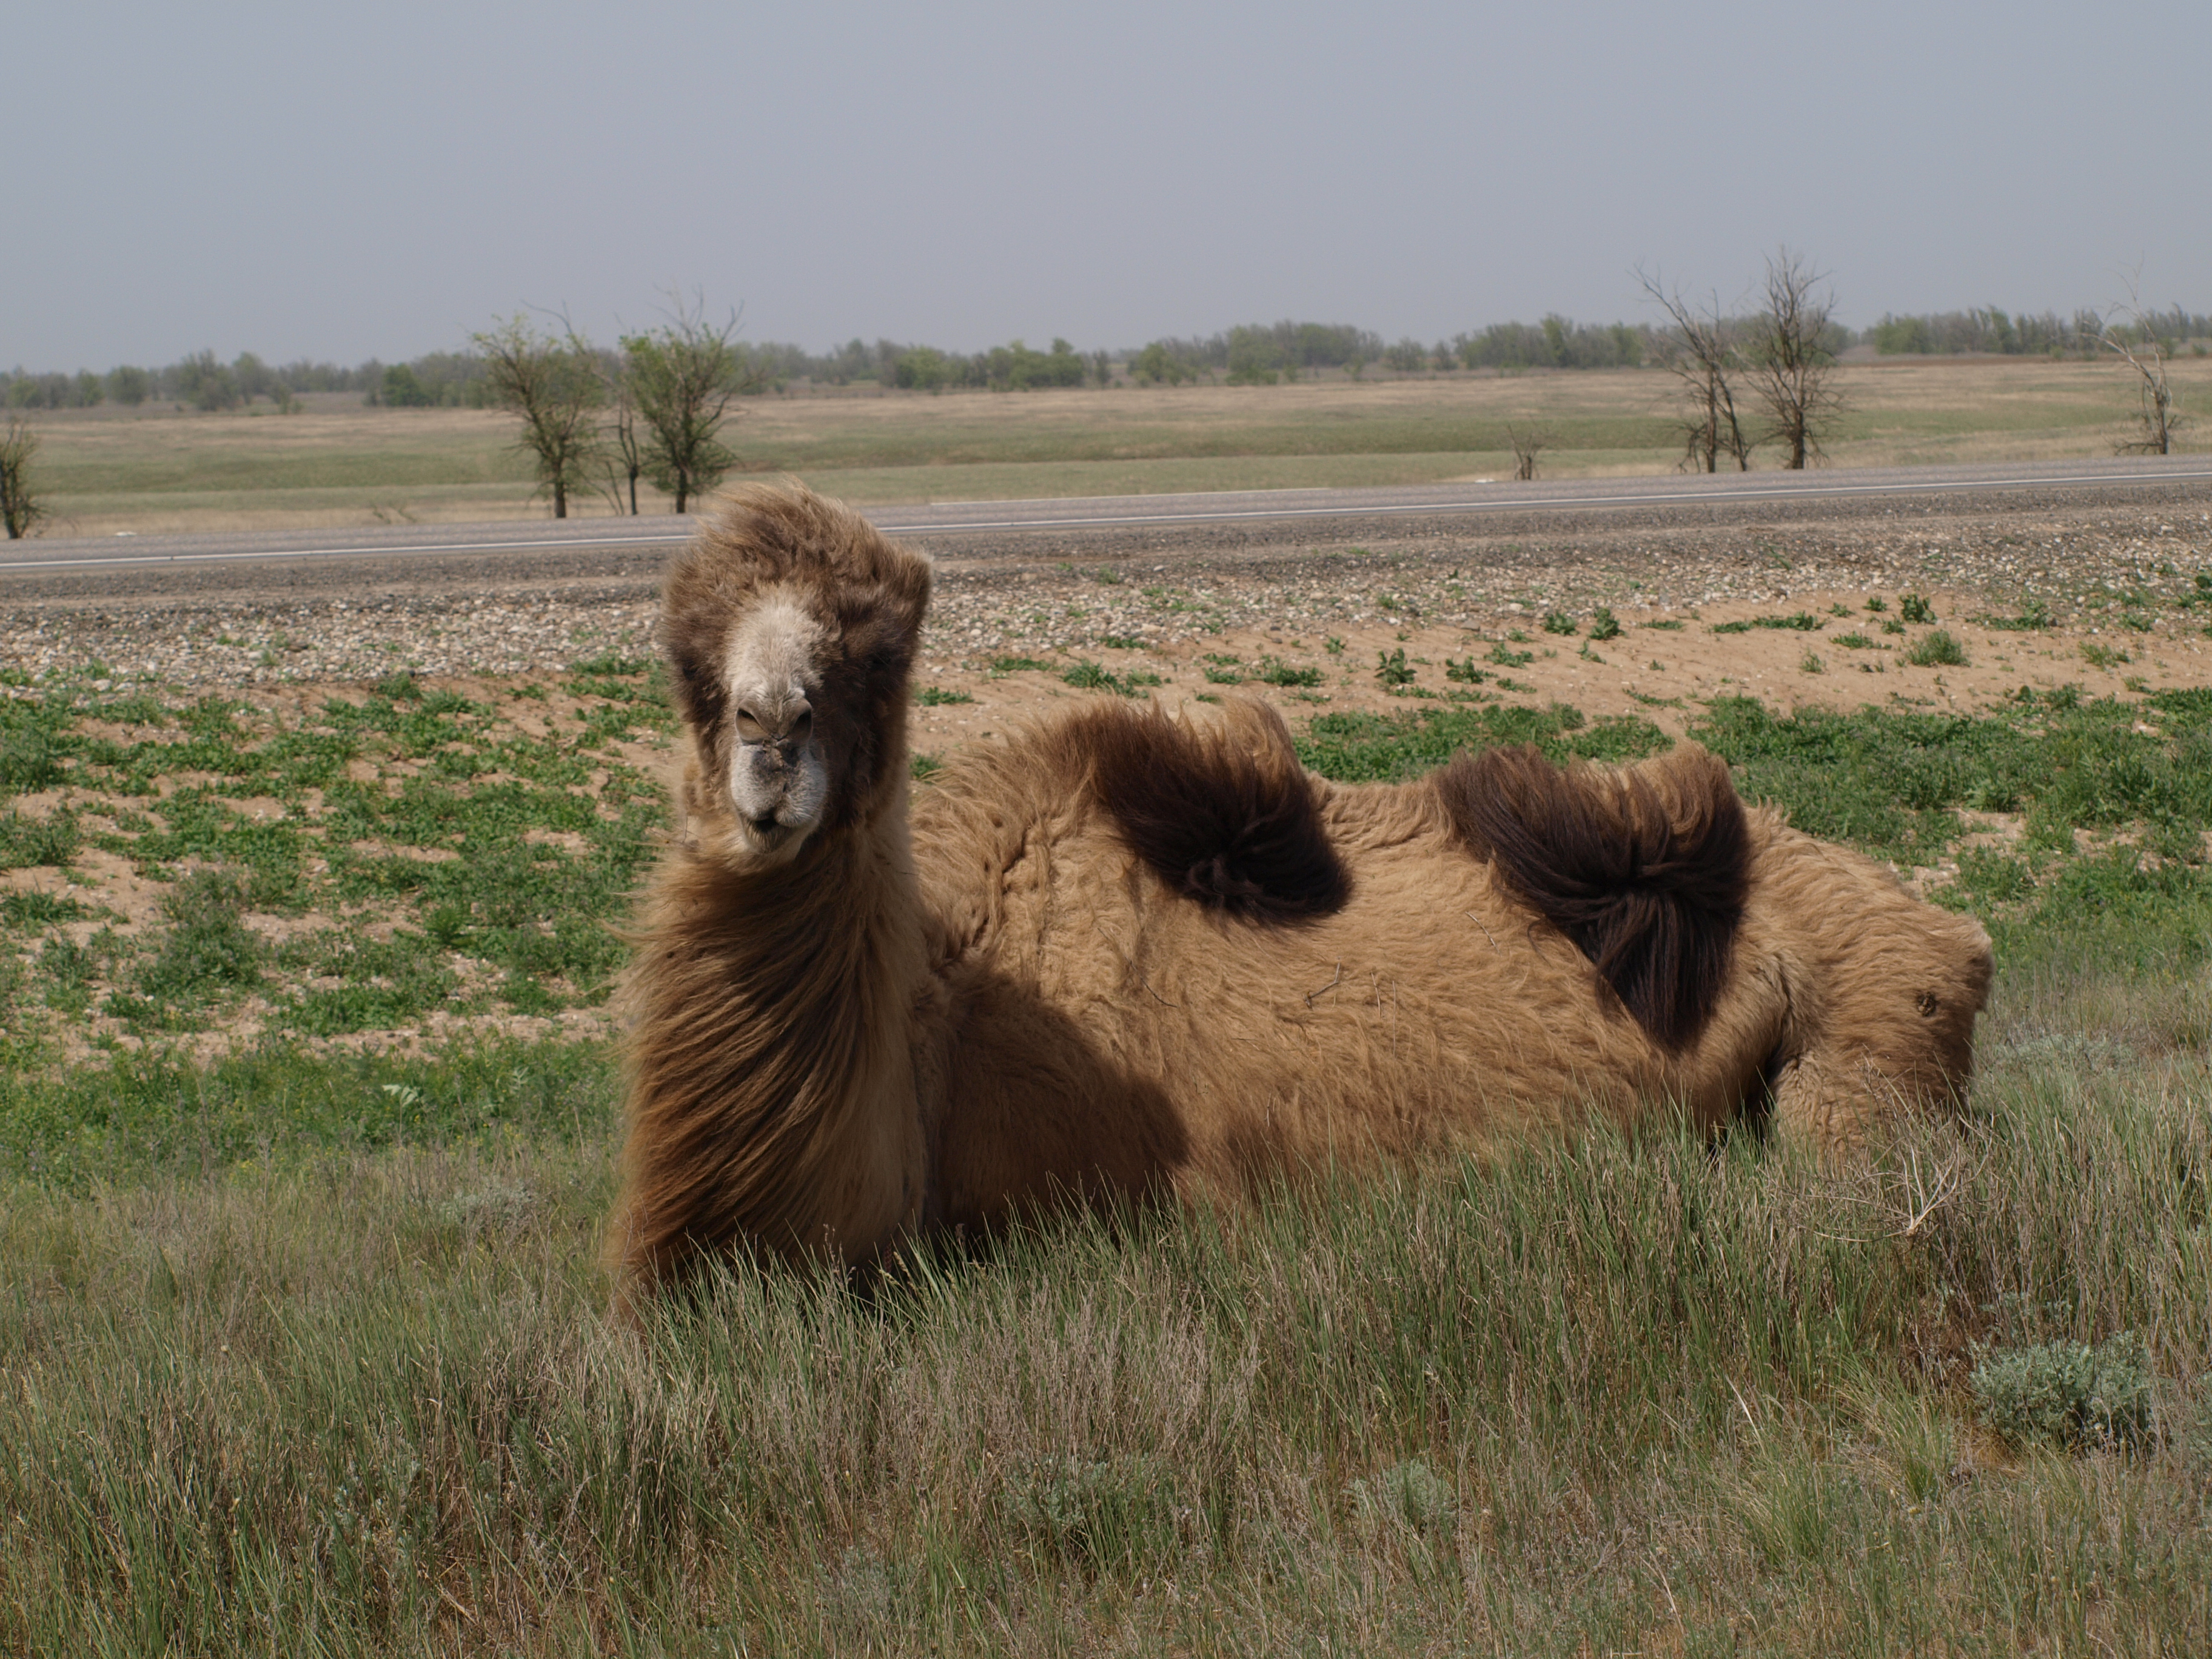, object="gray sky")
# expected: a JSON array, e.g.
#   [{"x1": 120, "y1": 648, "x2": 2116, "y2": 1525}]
[{"x1": 15, "y1": 0, "x2": 2207, "y2": 370}]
